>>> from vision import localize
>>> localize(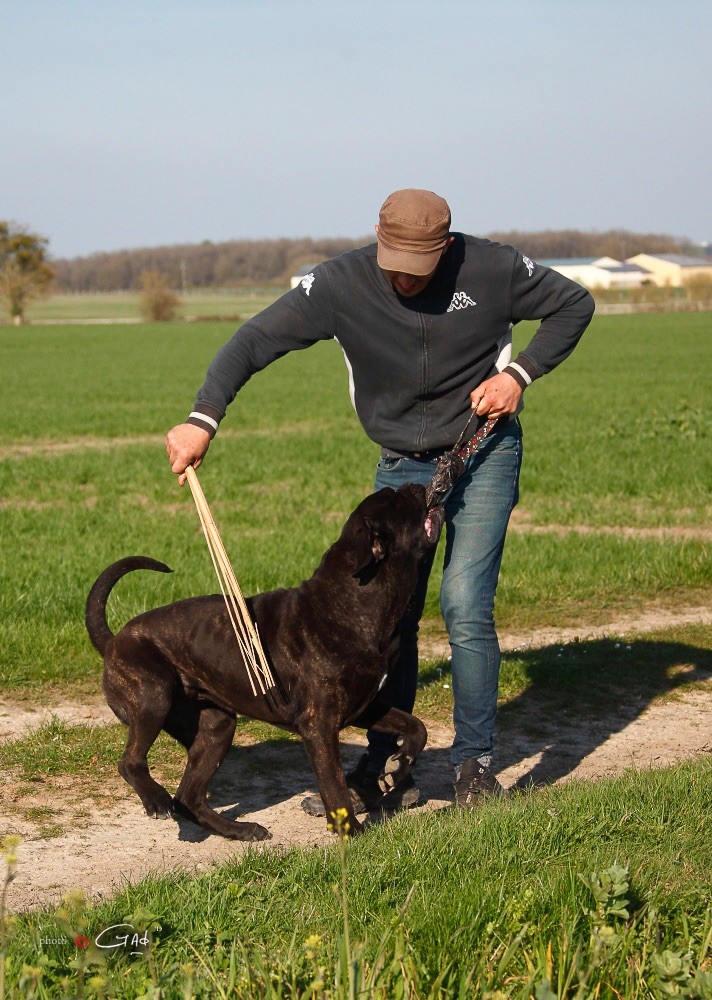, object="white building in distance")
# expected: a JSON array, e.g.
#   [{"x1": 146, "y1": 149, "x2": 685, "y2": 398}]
[
  {"x1": 539, "y1": 257, "x2": 651, "y2": 289},
  {"x1": 624, "y1": 253, "x2": 712, "y2": 288}
]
